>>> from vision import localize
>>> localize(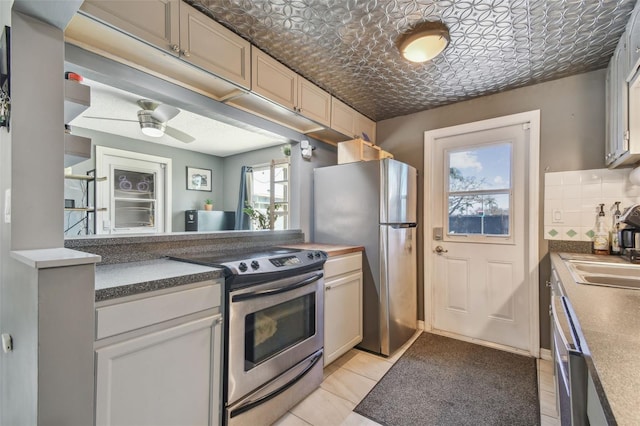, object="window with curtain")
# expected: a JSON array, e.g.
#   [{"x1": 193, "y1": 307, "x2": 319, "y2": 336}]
[{"x1": 250, "y1": 159, "x2": 289, "y2": 230}]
